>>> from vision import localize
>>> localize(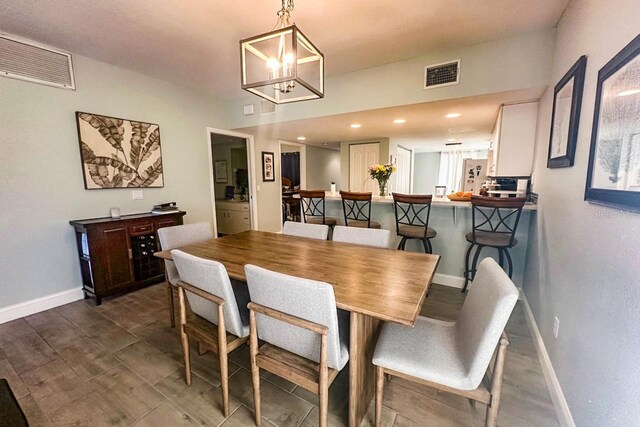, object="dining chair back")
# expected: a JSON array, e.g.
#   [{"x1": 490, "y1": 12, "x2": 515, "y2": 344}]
[
  {"x1": 157, "y1": 222, "x2": 214, "y2": 327},
  {"x1": 299, "y1": 190, "x2": 337, "y2": 226},
  {"x1": 171, "y1": 250, "x2": 250, "y2": 417},
  {"x1": 282, "y1": 221, "x2": 329, "y2": 240},
  {"x1": 340, "y1": 191, "x2": 381, "y2": 228},
  {"x1": 332, "y1": 225, "x2": 390, "y2": 249},
  {"x1": 244, "y1": 264, "x2": 349, "y2": 427},
  {"x1": 392, "y1": 193, "x2": 437, "y2": 253}
]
